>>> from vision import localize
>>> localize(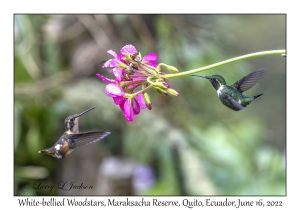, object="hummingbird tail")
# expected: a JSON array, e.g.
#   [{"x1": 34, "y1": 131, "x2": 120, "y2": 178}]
[{"x1": 254, "y1": 93, "x2": 263, "y2": 99}]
